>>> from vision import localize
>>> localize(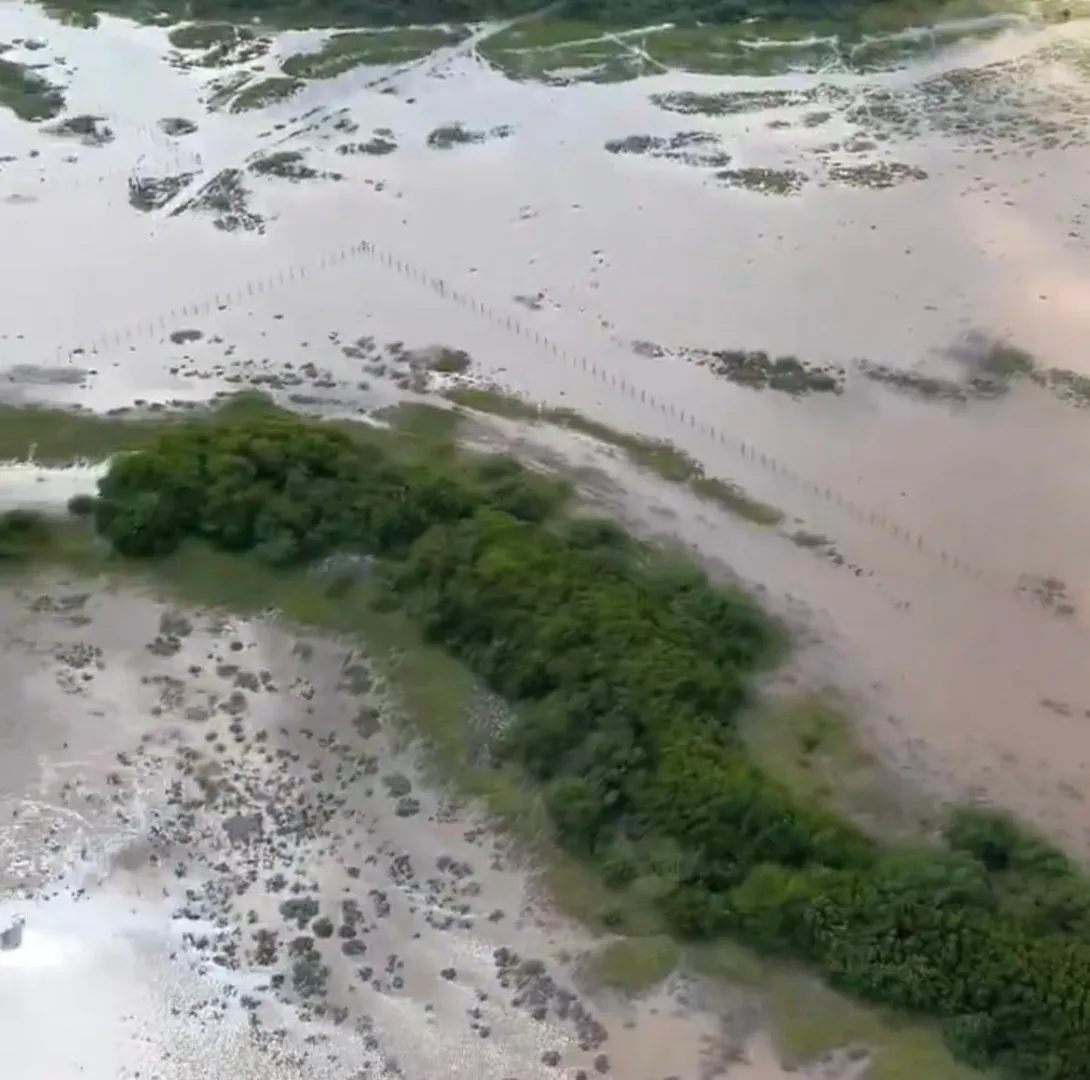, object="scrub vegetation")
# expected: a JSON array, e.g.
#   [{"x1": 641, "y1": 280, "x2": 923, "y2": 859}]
[
  {"x1": 445, "y1": 385, "x2": 783, "y2": 526},
  {"x1": 2, "y1": 394, "x2": 1084, "y2": 1080},
  {"x1": 0, "y1": 56, "x2": 66, "y2": 121}
]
